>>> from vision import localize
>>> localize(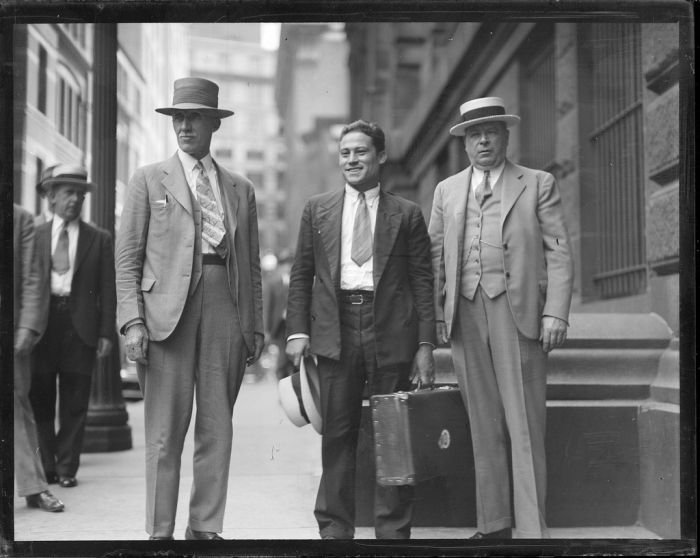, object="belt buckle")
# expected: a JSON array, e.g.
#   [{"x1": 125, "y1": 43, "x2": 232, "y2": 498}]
[{"x1": 349, "y1": 294, "x2": 363, "y2": 305}]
